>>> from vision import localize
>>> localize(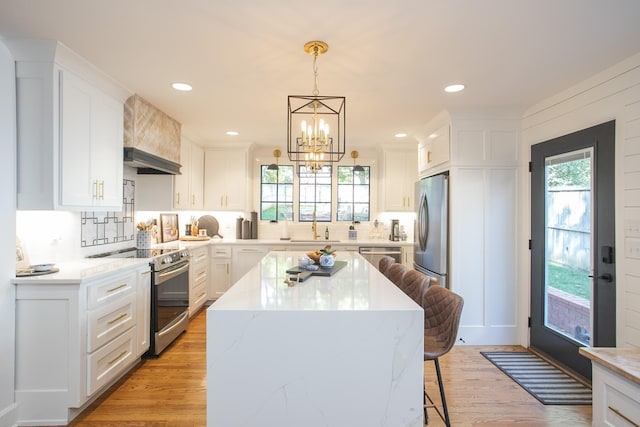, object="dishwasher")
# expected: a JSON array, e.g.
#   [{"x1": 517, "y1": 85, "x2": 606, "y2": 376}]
[{"x1": 358, "y1": 246, "x2": 402, "y2": 270}]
